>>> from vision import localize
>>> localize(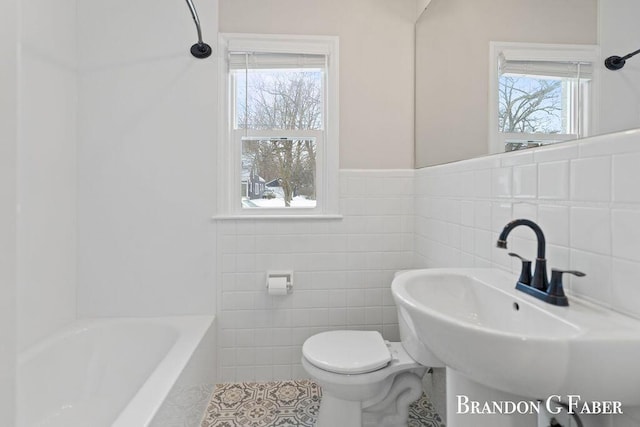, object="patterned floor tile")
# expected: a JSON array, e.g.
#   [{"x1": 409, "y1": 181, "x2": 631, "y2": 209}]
[{"x1": 201, "y1": 380, "x2": 445, "y2": 427}]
